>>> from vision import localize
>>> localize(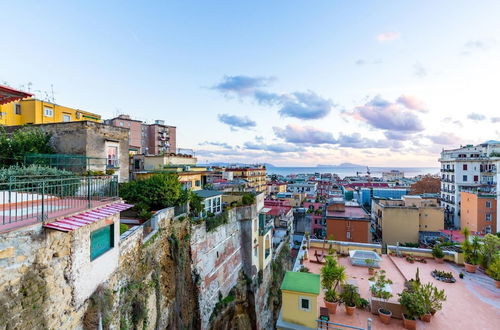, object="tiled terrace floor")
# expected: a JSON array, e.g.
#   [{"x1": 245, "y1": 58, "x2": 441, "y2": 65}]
[{"x1": 303, "y1": 249, "x2": 500, "y2": 330}]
